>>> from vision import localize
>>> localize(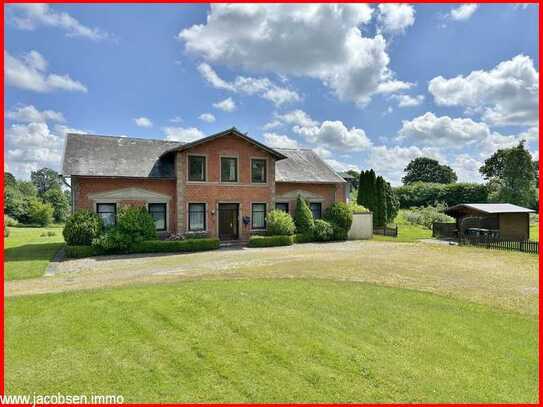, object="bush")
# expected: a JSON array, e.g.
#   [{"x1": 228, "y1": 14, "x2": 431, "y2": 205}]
[
  {"x1": 63, "y1": 210, "x2": 102, "y2": 245},
  {"x1": 27, "y1": 199, "x2": 54, "y2": 226},
  {"x1": 4, "y1": 227, "x2": 9, "y2": 238},
  {"x1": 42, "y1": 187, "x2": 70, "y2": 223},
  {"x1": 130, "y1": 238, "x2": 220, "y2": 253},
  {"x1": 266, "y1": 210, "x2": 296, "y2": 236},
  {"x1": 394, "y1": 182, "x2": 488, "y2": 208},
  {"x1": 65, "y1": 245, "x2": 98, "y2": 259},
  {"x1": 348, "y1": 202, "x2": 368, "y2": 214},
  {"x1": 294, "y1": 195, "x2": 314, "y2": 234},
  {"x1": 293, "y1": 232, "x2": 314, "y2": 244},
  {"x1": 324, "y1": 202, "x2": 353, "y2": 231},
  {"x1": 331, "y1": 223, "x2": 348, "y2": 241},
  {"x1": 4, "y1": 215, "x2": 18, "y2": 227},
  {"x1": 313, "y1": 219, "x2": 334, "y2": 241},
  {"x1": 403, "y1": 203, "x2": 454, "y2": 230},
  {"x1": 248, "y1": 235, "x2": 294, "y2": 247},
  {"x1": 40, "y1": 231, "x2": 56, "y2": 237},
  {"x1": 117, "y1": 206, "x2": 157, "y2": 243},
  {"x1": 92, "y1": 227, "x2": 131, "y2": 253}
]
